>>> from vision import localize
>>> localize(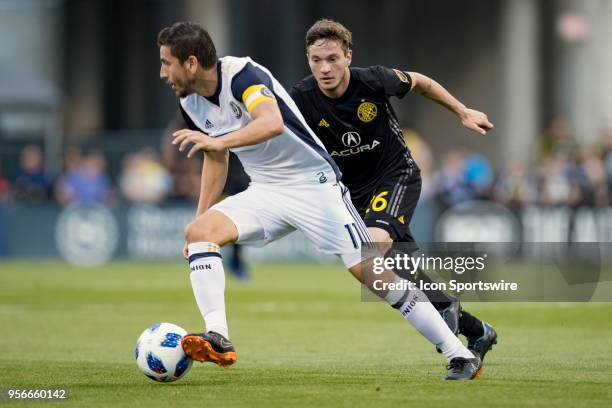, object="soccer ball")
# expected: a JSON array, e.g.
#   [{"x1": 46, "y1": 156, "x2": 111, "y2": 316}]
[{"x1": 135, "y1": 322, "x2": 193, "y2": 382}]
